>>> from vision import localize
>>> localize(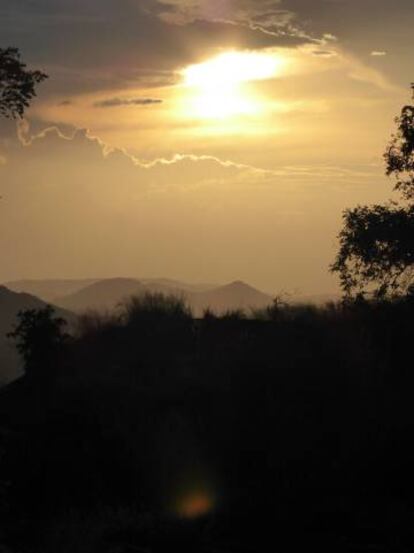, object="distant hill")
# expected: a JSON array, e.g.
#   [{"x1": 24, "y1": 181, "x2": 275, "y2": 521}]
[
  {"x1": 54, "y1": 277, "x2": 207, "y2": 313},
  {"x1": 4, "y1": 278, "x2": 342, "y2": 317},
  {"x1": 52, "y1": 277, "x2": 273, "y2": 316},
  {"x1": 189, "y1": 281, "x2": 273, "y2": 315},
  {"x1": 4, "y1": 279, "x2": 98, "y2": 303},
  {"x1": 5, "y1": 278, "x2": 216, "y2": 305},
  {"x1": 55, "y1": 278, "x2": 148, "y2": 312},
  {"x1": 0, "y1": 286, "x2": 73, "y2": 385}
]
